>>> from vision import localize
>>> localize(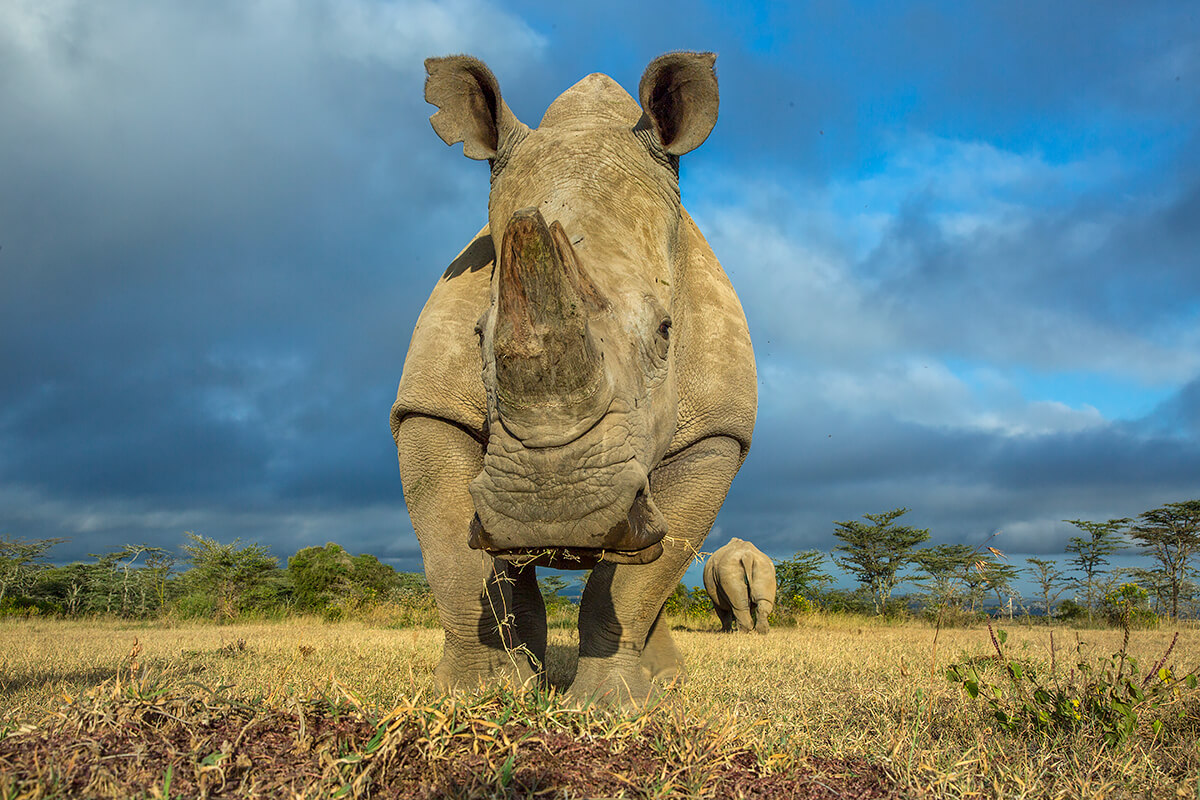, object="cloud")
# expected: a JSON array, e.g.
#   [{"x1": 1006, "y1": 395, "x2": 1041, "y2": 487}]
[
  {"x1": 0, "y1": 0, "x2": 1196, "y2": 592},
  {"x1": 0, "y1": 484, "x2": 421, "y2": 569},
  {"x1": 694, "y1": 129, "x2": 1200, "y2": 385},
  {"x1": 0, "y1": 0, "x2": 542, "y2": 552}
]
